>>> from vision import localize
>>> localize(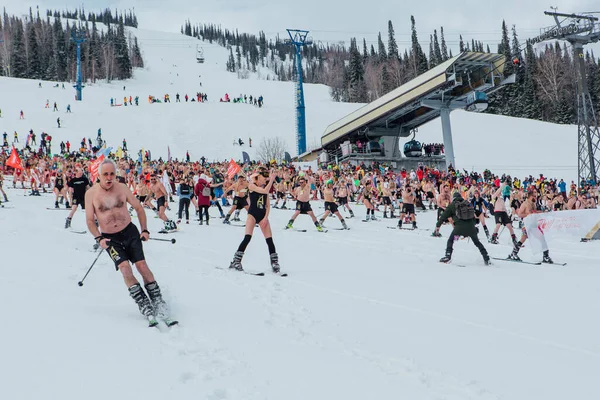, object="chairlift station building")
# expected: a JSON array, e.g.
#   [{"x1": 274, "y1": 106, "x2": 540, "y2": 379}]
[{"x1": 318, "y1": 52, "x2": 510, "y2": 171}]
